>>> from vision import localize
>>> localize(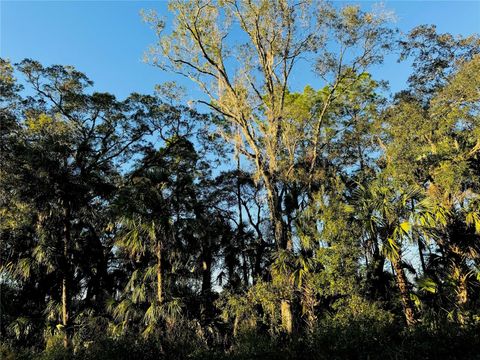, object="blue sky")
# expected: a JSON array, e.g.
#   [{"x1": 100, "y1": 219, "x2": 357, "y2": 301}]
[{"x1": 1, "y1": 1, "x2": 479, "y2": 99}]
